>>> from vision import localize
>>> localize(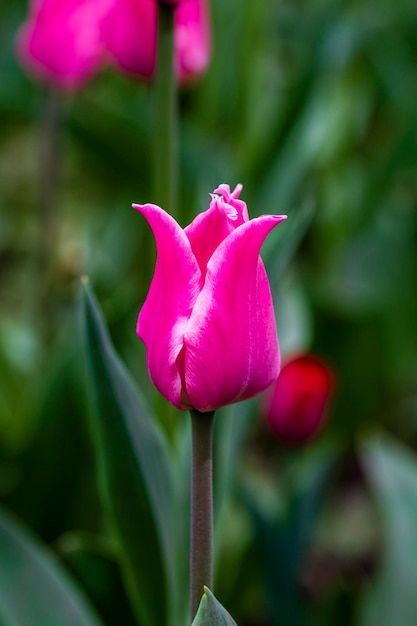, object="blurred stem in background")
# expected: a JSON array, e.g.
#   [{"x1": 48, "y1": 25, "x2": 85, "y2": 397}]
[
  {"x1": 152, "y1": 2, "x2": 179, "y2": 436},
  {"x1": 190, "y1": 409, "x2": 215, "y2": 621},
  {"x1": 153, "y1": 2, "x2": 178, "y2": 219},
  {"x1": 38, "y1": 87, "x2": 61, "y2": 344}
]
